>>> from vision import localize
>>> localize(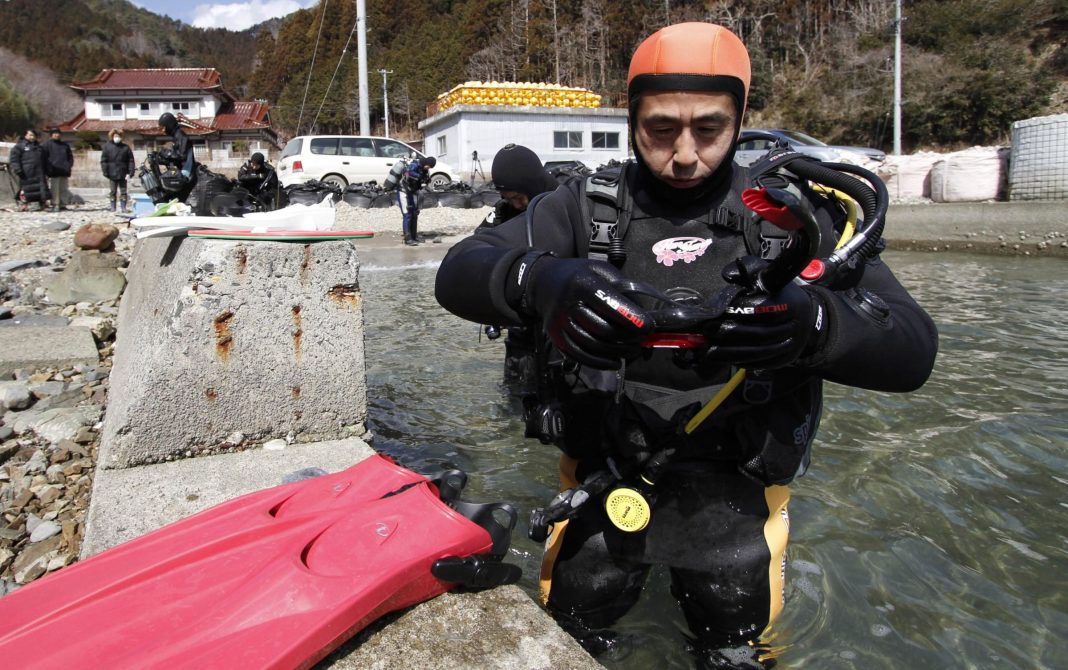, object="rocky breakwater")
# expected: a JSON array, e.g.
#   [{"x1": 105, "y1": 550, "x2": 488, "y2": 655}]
[{"x1": 0, "y1": 198, "x2": 131, "y2": 595}]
